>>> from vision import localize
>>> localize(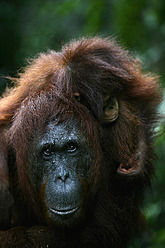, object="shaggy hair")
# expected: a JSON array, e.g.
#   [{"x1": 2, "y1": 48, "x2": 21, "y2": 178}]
[{"x1": 0, "y1": 37, "x2": 162, "y2": 248}]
